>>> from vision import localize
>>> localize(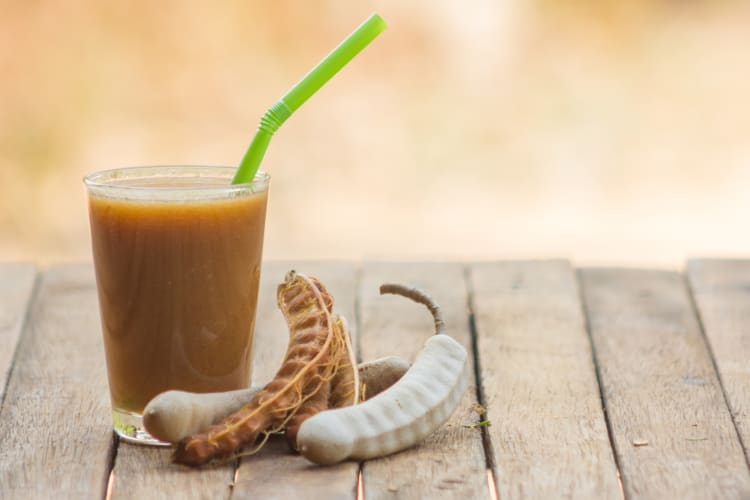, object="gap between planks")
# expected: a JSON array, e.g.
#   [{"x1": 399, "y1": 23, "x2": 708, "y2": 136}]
[
  {"x1": 685, "y1": 273, "x2": 750, "y2": 473},
  {"x1": 576, "y1": 269, "x2": 627, "y2": 500},
  {"x1": 464, "y1": 265, "x2": 501, "y2": 499},
  {"x1": 686, "y1": 260, "x2": 750, "y2": 472},
  {"x1": 0, "y1": 264, "x2": 38, "y2": 410}
]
